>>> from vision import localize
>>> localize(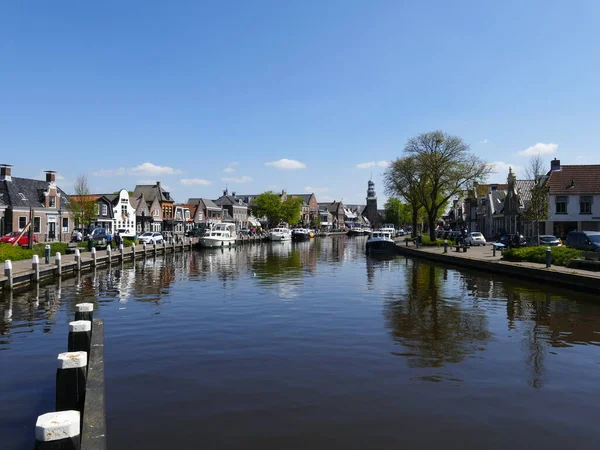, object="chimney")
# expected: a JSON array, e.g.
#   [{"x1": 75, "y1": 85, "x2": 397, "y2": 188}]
[
  {"x1": 550, "y1": 158, "x2": 561, "y2": 171},
  {"x1": 156, "y1": 181, "x2": 162, "y2": 187},
  {"x1": 45, "y1": 170, "x2": 56, "y2": 183},
  {"x1": 232, "y1": 191, "x2": 236, "y2": 197},
  {"x1": 0, "y1": 164, "x2": 12, "y2": 182}
]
